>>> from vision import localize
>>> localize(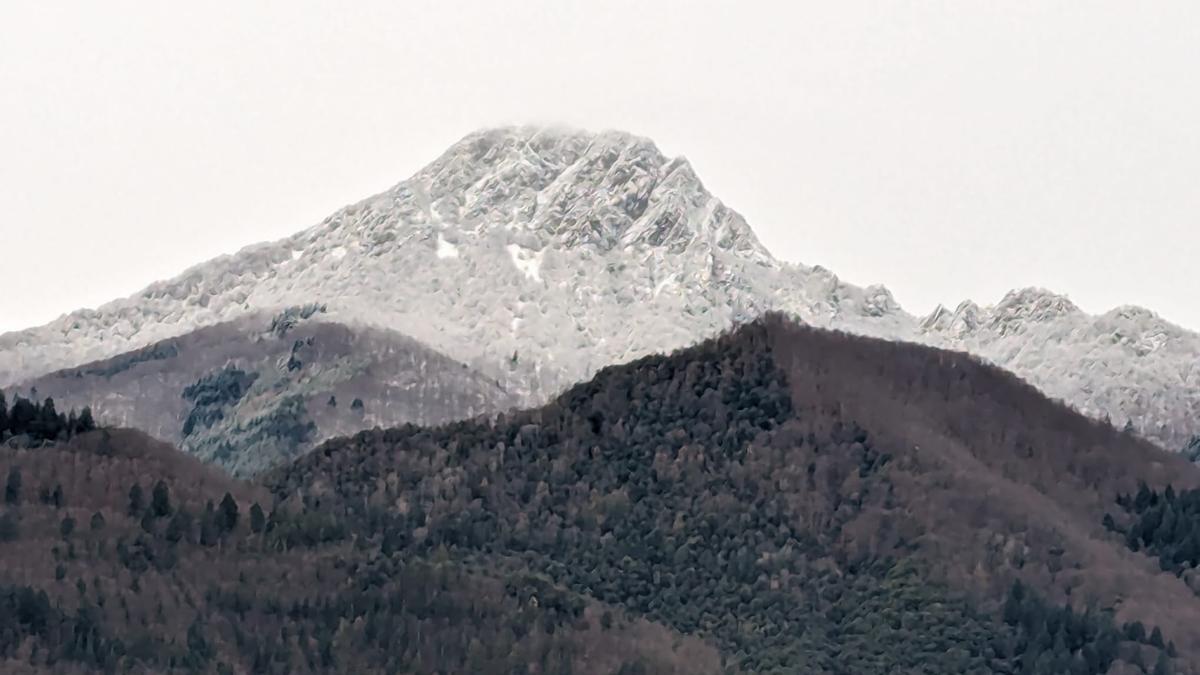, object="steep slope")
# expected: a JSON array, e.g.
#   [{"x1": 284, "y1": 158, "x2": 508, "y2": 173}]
[
  {"x1": 0, "y1": 428, "x2": 723, "y2": 674},
  {"x1": 921, "y1": 289, "x2": 1200, "y2": 450},
  {"x1": 267, "y1": 316, "x2": 1200, "y2": 674},
  {"x1": 14, "y1": 308, "x2": 518, "y2": 476},
  {"x1": 2, "y1": 126, "x2": 1197, "y2": 447},
  {"x1": 0, "y1": 127, "x2": 909, "y2": 395}
]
